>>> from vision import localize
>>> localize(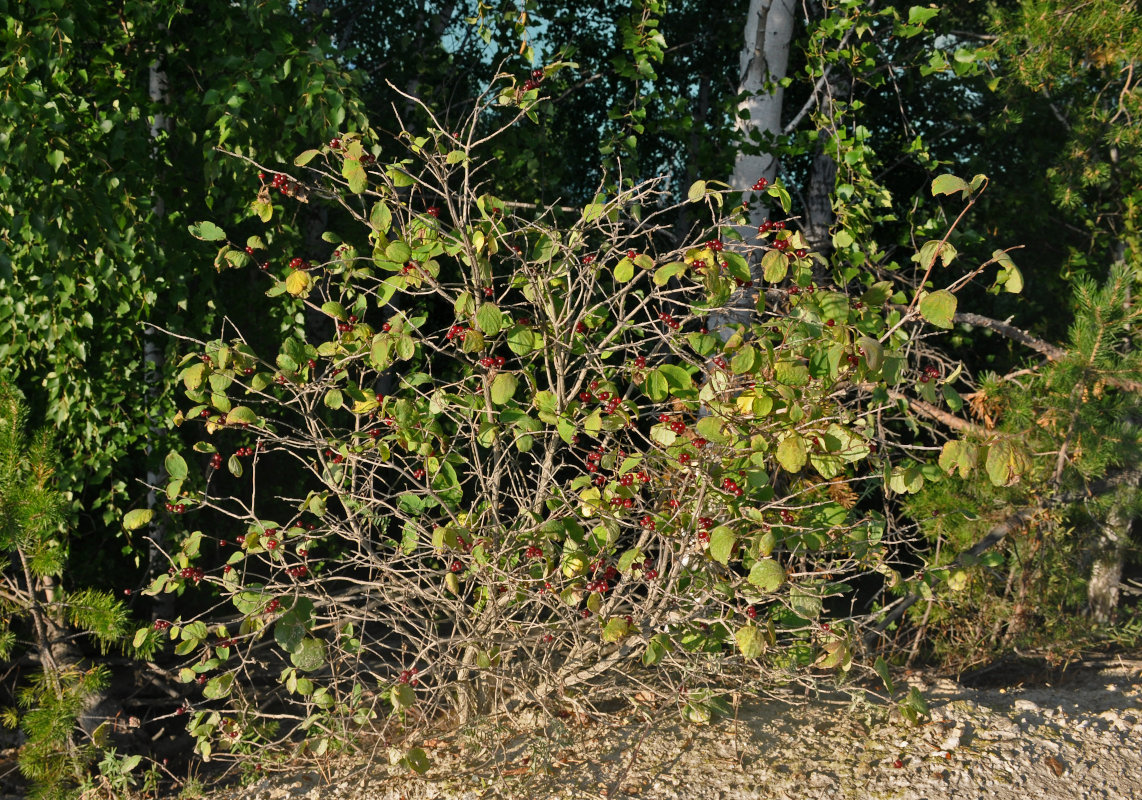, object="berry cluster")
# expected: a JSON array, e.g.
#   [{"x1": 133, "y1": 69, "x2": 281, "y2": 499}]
[
  {"x1": 323, "y1": 449, "x2": 344, "y2": 464},
  {"x1": 757, "y1": 219, "x2": 786, "y2": 235},
  {"x1": 721, "y1": 476, "x2": 744, "y2": 497},
  {"x1": 446, "y1": 324, "x2": 467, "y2": 341},
  {"x1": 478, "y1": 355, "x2": 507, "y2": 368},
  {"x1": 288, "y1": 256, "x2": 310, "y2": 271},
  {"x1": 287, "y1": 565, "x2": 308, "y2": 578},
  {"x1": 268, "y1": 172, "x2": 301, "y2": 196},
  {"x1": 524, "y1": 545, "x2": 543, "y2": 559},
  {"x1": 179, "y1": 566, "x2": 204, "y2": 582},
  {"x1": 235, "y1": 446, "x2": 254, "y2": 457},
  {"x1": 397, "y1": 667, "x2": 420, "y2": 686},
  {"x1": 401, "y1": 260, "x2": 419, "y2": 275},
  {"x1": 658, "y1": 312, "x2": 680, "y2": 330},
  {"x1": 264, "y1": 598, "x2": 281, "y2": 614},
  {"x1": 523, "y1": 68, "x2": 544, "y2": 92},
  {"x1": 658, "y1": 413, "x2": 687, "y2": 435},
  {"x1": 426, "y1": 206, "x2": 441, "y2": 218},
  {"x1": 165, "y1": 501, "x2": 187, "y2": 513},
  {"x1": 919, "y1": 364, "x2": 941, "y2": 383},
  {"x1": 704, "y1": 239, "x2": 724, "y2": 252},
  {"x1": 751, "y1": 177, "x2": 769, "y2": 191},
  {"x1": 336, "y1": 314, "x2": 359, "y2": 334},
  {"x1": 153, "y1": 619, "x2": 172, "y2": 631},
  {"x1": 450, "y1": 559, "x2": 463, "y2": 572},
  {"x1": 642, "y1": 557, "x2": 659, "y2": 581}
]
